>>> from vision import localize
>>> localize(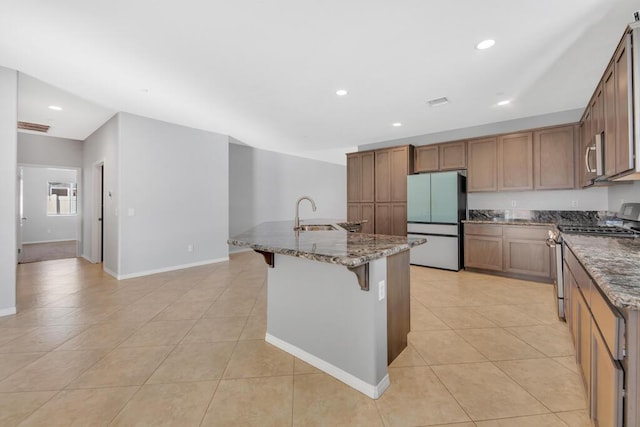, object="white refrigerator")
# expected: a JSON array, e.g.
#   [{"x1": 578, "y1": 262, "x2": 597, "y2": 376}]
[{"x1": 407, "y1": 171, "x2": 466, "y2": 271}]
